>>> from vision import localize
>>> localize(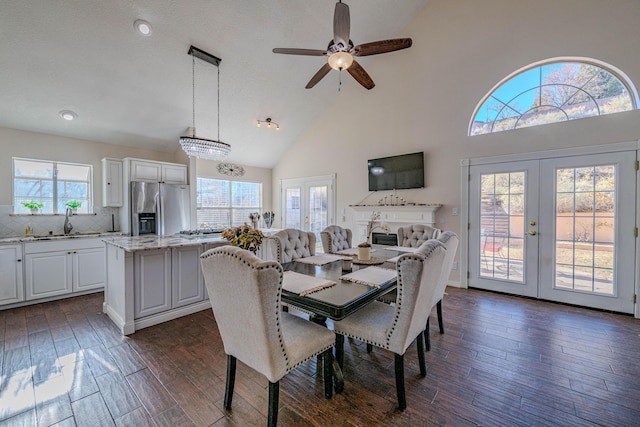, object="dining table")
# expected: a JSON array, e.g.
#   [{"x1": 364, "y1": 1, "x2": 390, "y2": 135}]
[{"x1": 279, "y1": 244, "x2": 416, "y2": 392}]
